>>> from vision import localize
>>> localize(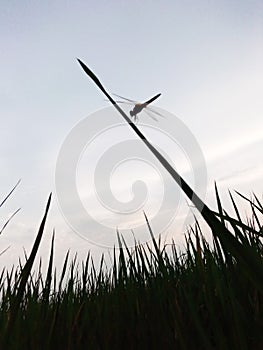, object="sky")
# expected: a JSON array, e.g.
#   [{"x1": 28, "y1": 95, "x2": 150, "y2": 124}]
[{"x1": 0, "y1": 1, "x2": 263, "y2": 271}]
